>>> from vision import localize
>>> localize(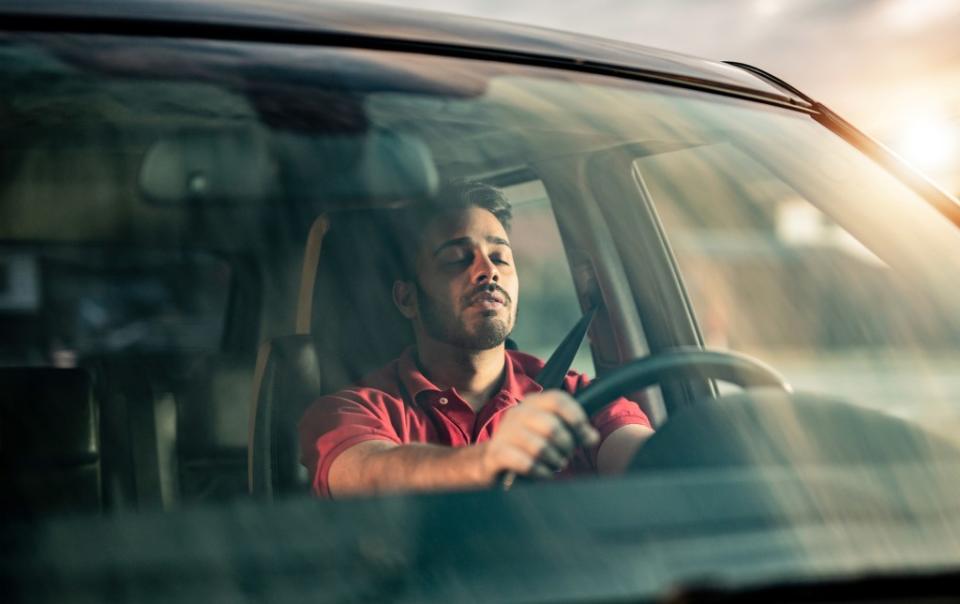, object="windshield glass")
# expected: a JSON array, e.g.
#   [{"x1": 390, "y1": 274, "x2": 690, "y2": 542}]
[
  {"x1": 630, "y1": 99, "x2": 960, "y2": 432},
  {"x1": 4, "y1": 31, "x2": 960, "y2": 599}
]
